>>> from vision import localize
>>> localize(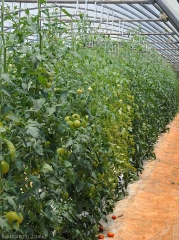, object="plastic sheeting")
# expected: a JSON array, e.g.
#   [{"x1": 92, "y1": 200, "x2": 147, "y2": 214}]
[
  {"x1": 162, "y1": 0, "x2": 179, "y2": 18},
  {"x1": 2, "y1": 0, "x2": 179, "y2": 71}
]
